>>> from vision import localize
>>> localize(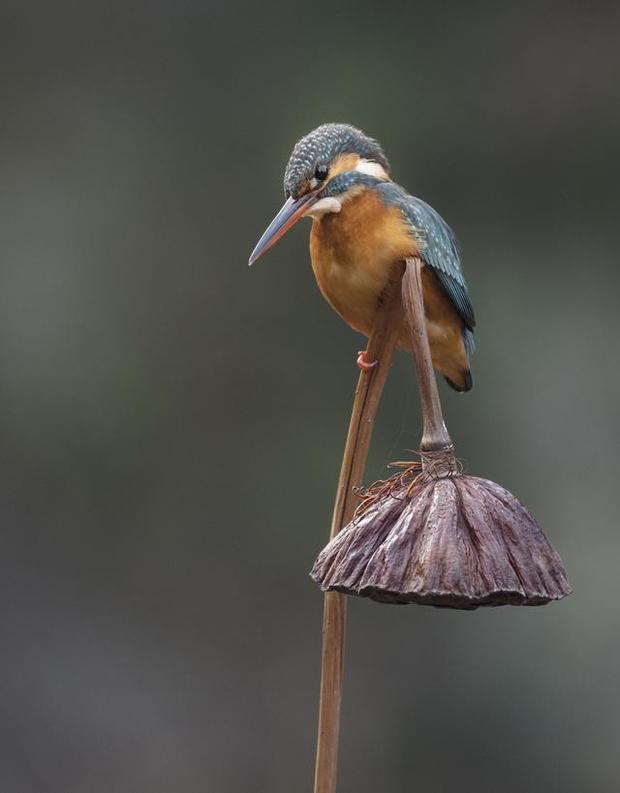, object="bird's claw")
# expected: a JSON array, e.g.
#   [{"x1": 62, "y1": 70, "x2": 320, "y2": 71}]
[{"x1": 357, "y1": 350, "x2": 378, "y2": 371}]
